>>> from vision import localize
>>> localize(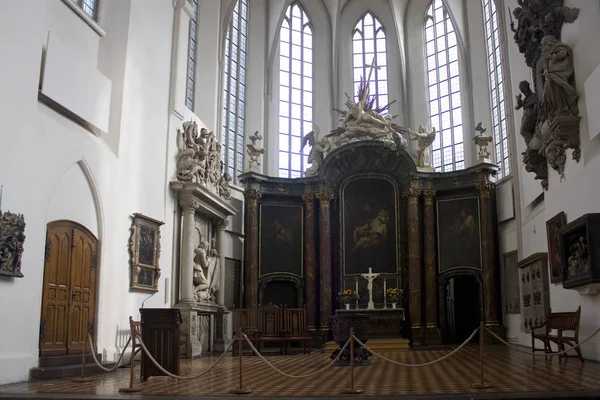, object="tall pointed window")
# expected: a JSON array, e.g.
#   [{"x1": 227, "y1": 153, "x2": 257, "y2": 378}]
[
  {"x1": 186, "y1": 0, "x2": 199, "y2": 110},
  {"x1": 352, "y1": 13, "x2": 388, "y2": 110},
  {"x1": 221, "y1": 0, "x2": 248, "y2": 184},
  {"x1": 483, "y1": 0, "x2": 510, "y2": 178},
  {"x1": 278, "y1": 3, "x2": 313, "y2": 178},
  {"x1": 425, "y1": 0, "x2": 464, "y2": 172}
]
